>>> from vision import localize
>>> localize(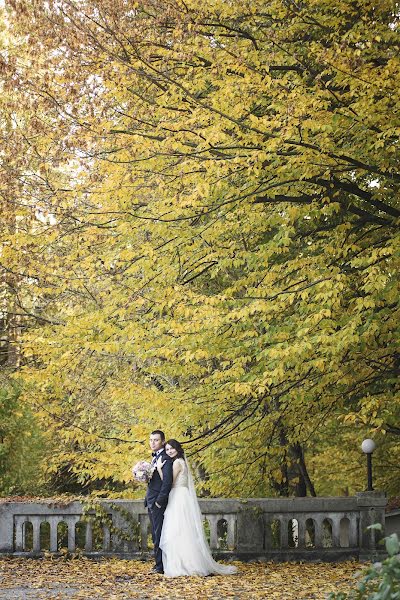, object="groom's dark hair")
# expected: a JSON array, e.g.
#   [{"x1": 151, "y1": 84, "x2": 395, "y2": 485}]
[{"x1": 151, "y1": 429, "x2": 165, "y2": 442}]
